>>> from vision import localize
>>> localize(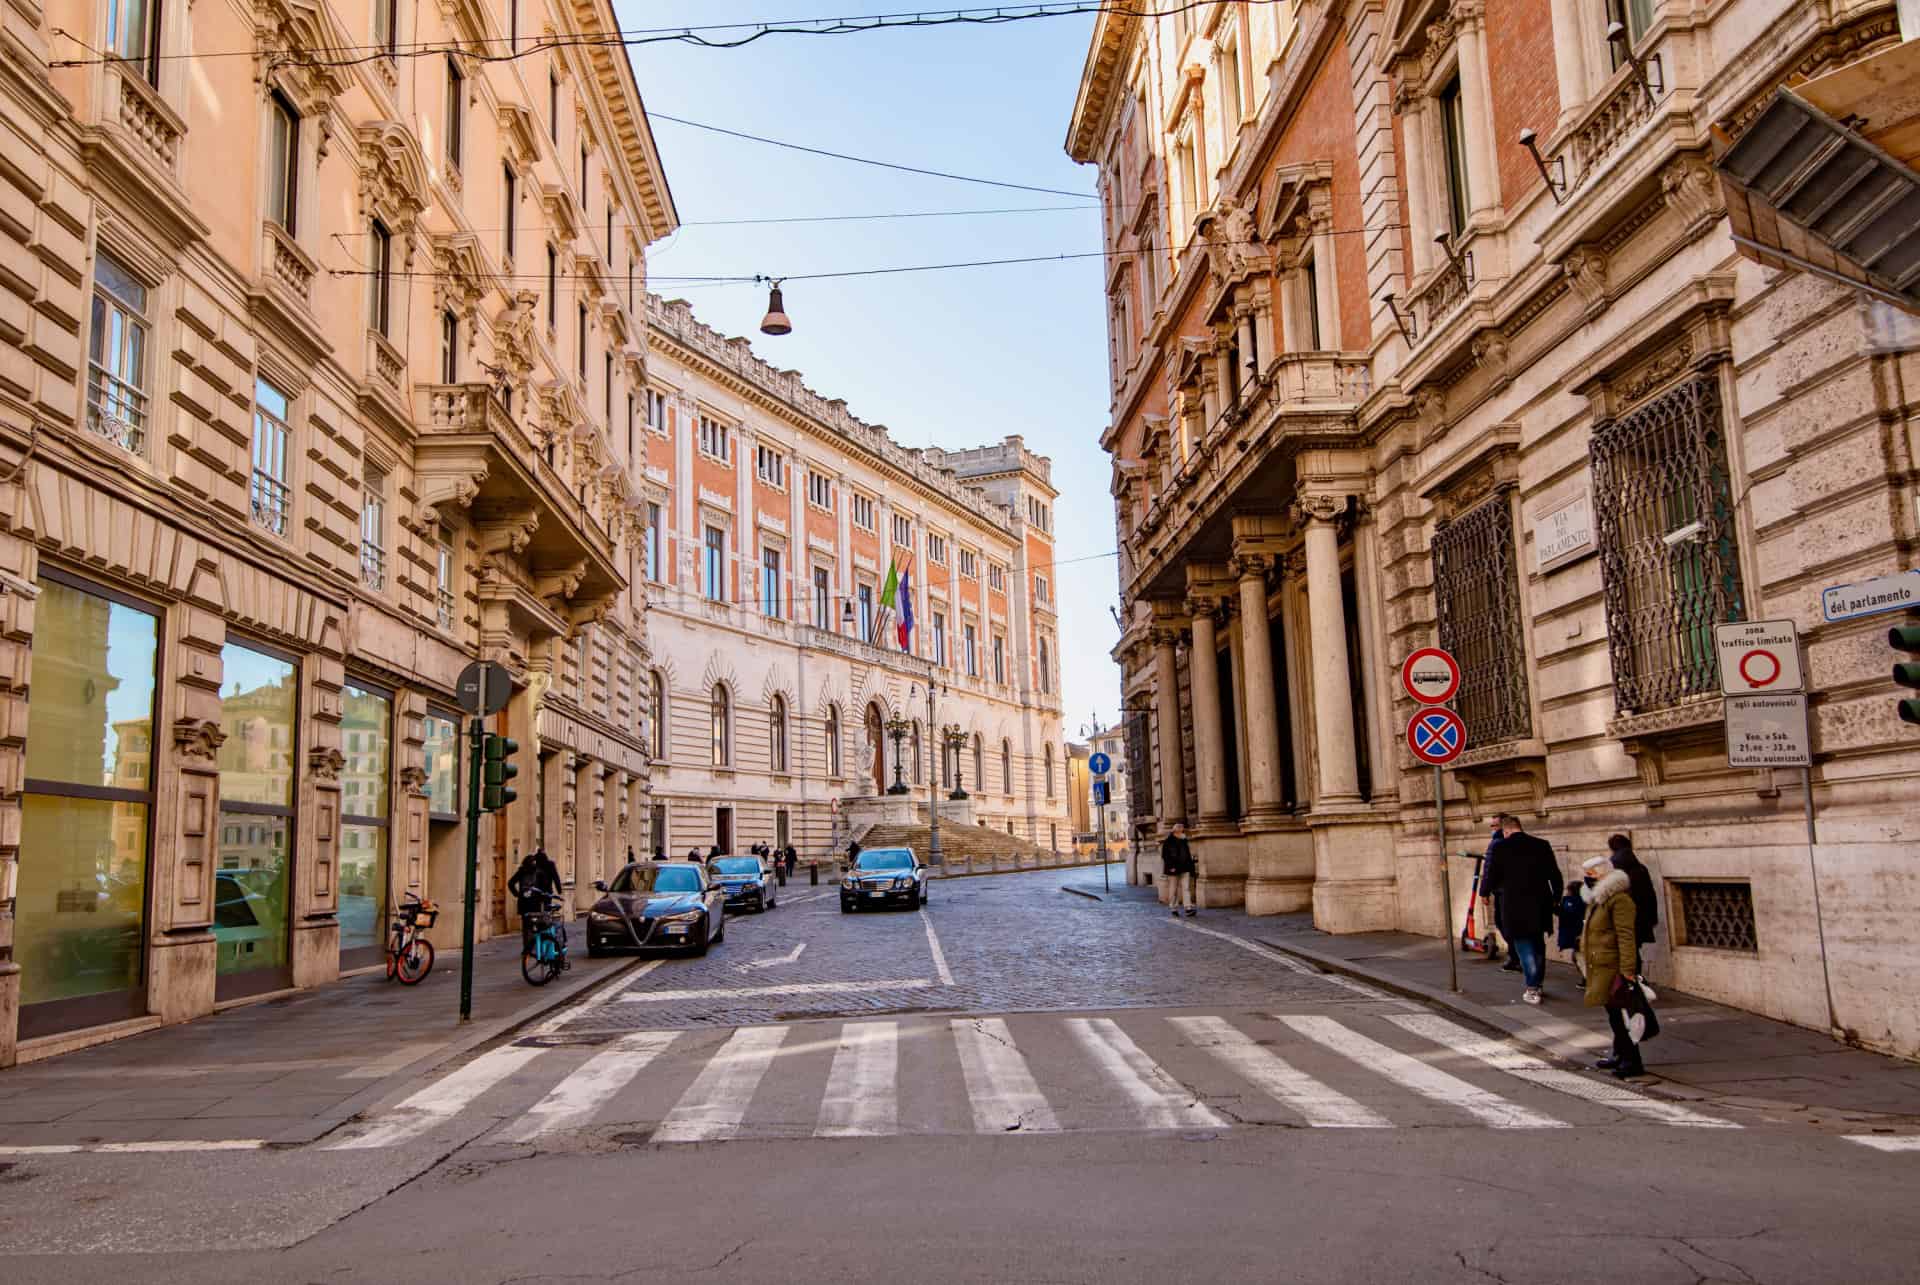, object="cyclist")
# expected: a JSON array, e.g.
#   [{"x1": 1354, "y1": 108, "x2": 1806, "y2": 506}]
[{"x1": 507, "y1": 847, "x2": 562, "y2": 928}]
